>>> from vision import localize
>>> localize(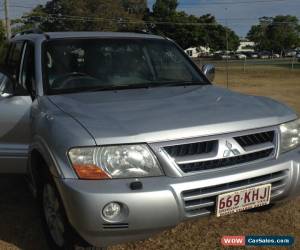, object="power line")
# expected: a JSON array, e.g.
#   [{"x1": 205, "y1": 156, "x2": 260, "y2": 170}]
[
  {"x1": 11, "y1": 11, "x2": 300, "y2": 23},
  {"x1": 8, "y1": 0, "x2": 293, "y2": 10},
  {"x1": 20, "y1": 13, "x2": 300, "y2": 26},
  {"x1": 6, "y1": 3, "x2": 300, "y2": 26},
  {"x1": 9, "y1": 4, "x2": 38, "y2": 9},
  {"x1": 181, "y1": 0, "x2": 288, "y2": 5},
  {"x1": 7, "y1": 1, "x2": 300, "y2": 28}
]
